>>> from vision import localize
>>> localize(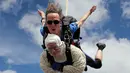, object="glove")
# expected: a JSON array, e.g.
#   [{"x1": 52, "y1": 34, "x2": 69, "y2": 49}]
[
  {"x1": 96, "y1": 43, "x2": 106, "y2": 50},
  {"x1": 52, "y1": 62, "x2": 64, "y2": 72}
]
